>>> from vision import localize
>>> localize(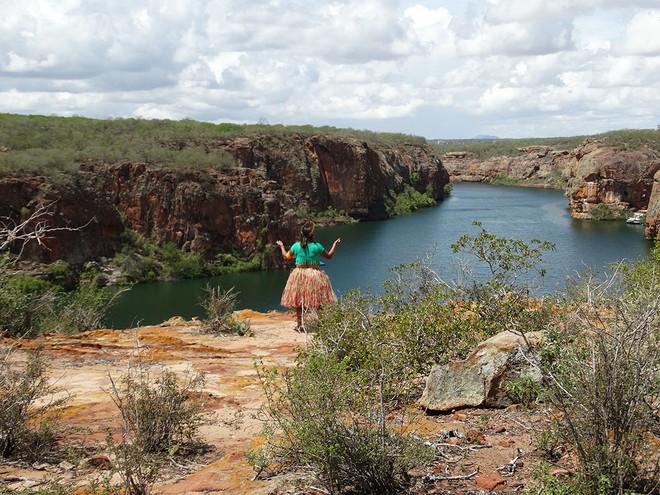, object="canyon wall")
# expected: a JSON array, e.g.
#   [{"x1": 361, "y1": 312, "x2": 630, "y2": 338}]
[
  {"x1": 0, "y1": 134, "x2": 449, "y2": 267},
  {"x1": 646, "y1": 169, "x2": 660, "y2": 240},
  {"x1": 443, "y1": 140, "x2": 660, "y2": 240},
  {"x1": 442, "y1": 145, "x2": 574, "y2": 188},
  {"x1": 566, "y1": 141, "x2": 659, "y2": 220}
]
